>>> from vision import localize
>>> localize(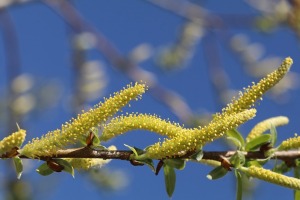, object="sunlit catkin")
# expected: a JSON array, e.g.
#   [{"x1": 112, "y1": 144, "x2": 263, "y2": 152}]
[
  {"x1": 0, "y1": 129, "x2": 26, "y2": 155},
  {"x1": 246, "y1": 116, "x2": 289, "y2": 143},
  {"x1": 100, "y1": 113, "x2": 186, "y2": 141},
  {"x1": 21, "y1": 83, "x2": 146, "y2": 157},
  {"x1": 219, "y1": 57, "x2": 292, "y2": 118},
  {"x1": 278, "y1": 135, "x2": 300, "y2": 150},
  {"x1": 146, "y1": 109, "x2": 256, "y2": 159},
  {"x1": 243, "y1": 166, "x2": 300, "y2": 190}
]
